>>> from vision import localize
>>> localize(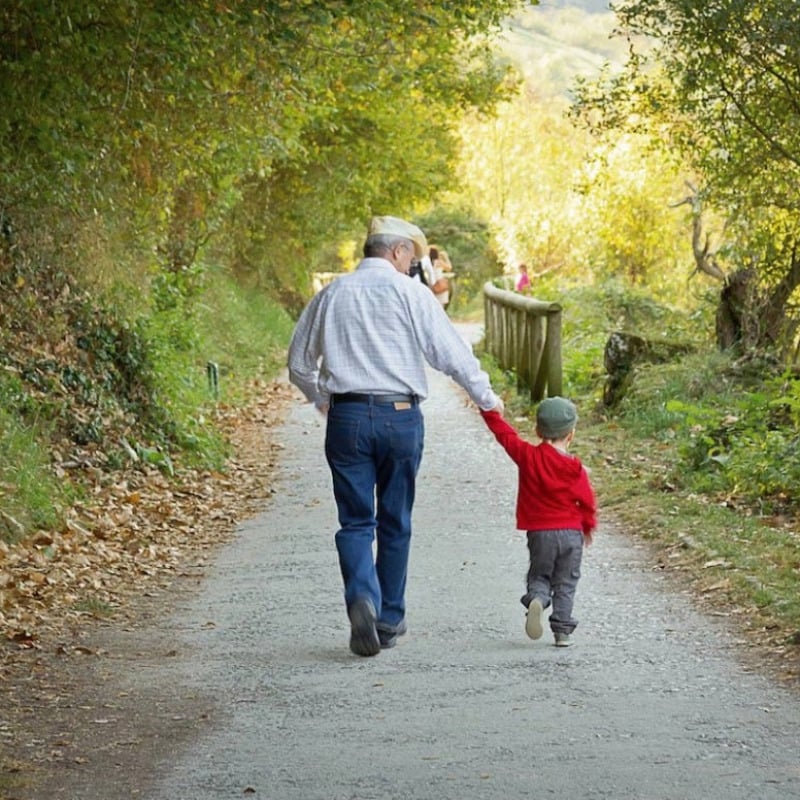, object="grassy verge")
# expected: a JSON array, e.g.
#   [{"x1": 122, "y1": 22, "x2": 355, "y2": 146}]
[
  {"x1": 0, "y1": 409, "x2": 67, "y2": 542},
  {"x1": 0, "y1": 263, "x2": 295, "y2": 545}
]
